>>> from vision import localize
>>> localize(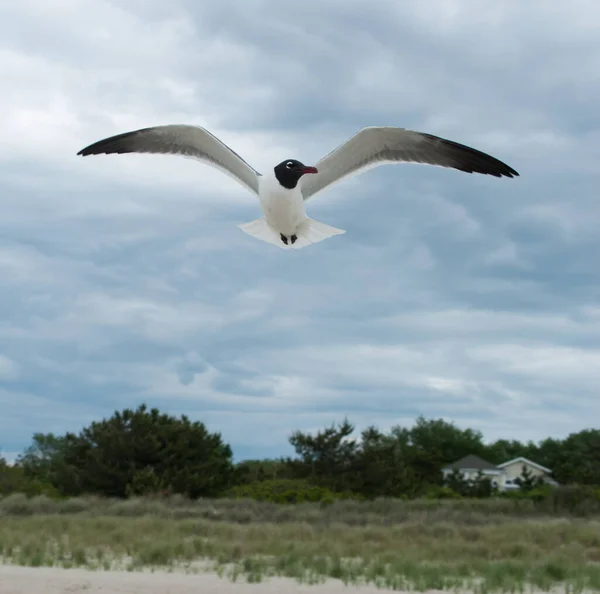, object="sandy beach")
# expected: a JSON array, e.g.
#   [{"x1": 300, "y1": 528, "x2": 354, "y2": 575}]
[{"x1": 0, "y1": 564, "x2": 418, "y2": 594}]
